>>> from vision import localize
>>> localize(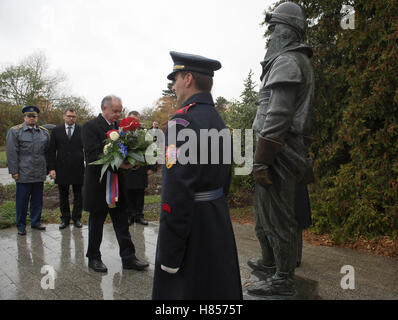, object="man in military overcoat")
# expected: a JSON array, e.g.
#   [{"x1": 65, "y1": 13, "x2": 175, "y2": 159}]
[
  {"x1": 6, "y1": 106, "x2": 50, "y2": 235},
  {"x1": 152, "y1": 51, "x2": 242, "y2": 300}
]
